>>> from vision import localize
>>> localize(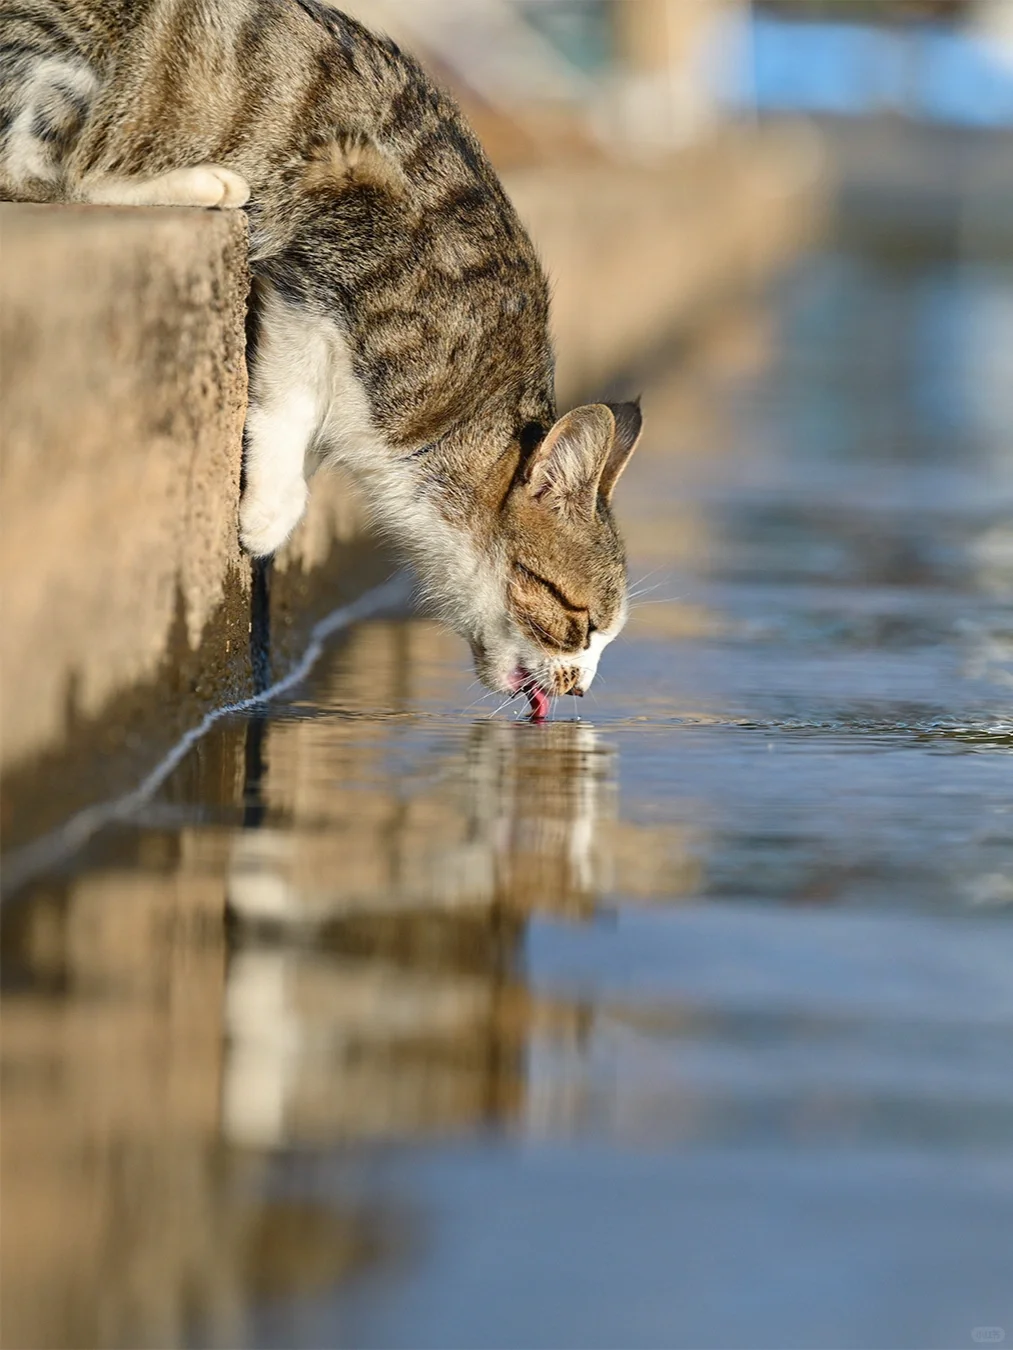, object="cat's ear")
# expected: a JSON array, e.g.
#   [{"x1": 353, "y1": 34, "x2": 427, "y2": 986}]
[
  {"x1": 524, "y1": 404, "x2": 615, "y2": 518},
  {"x1": 599, "y1": 399, "x2": 643, "y2": 503}
]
